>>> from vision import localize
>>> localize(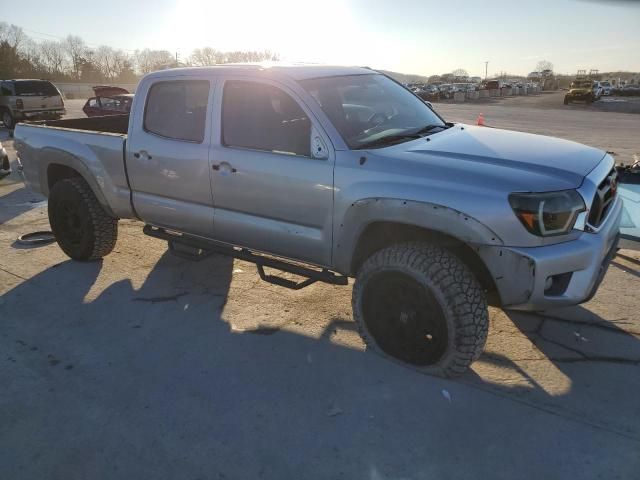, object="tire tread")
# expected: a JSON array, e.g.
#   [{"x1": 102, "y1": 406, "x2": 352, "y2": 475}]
[{"x1": 352, "y1": 242, "x2": 489, "y2": 377}]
